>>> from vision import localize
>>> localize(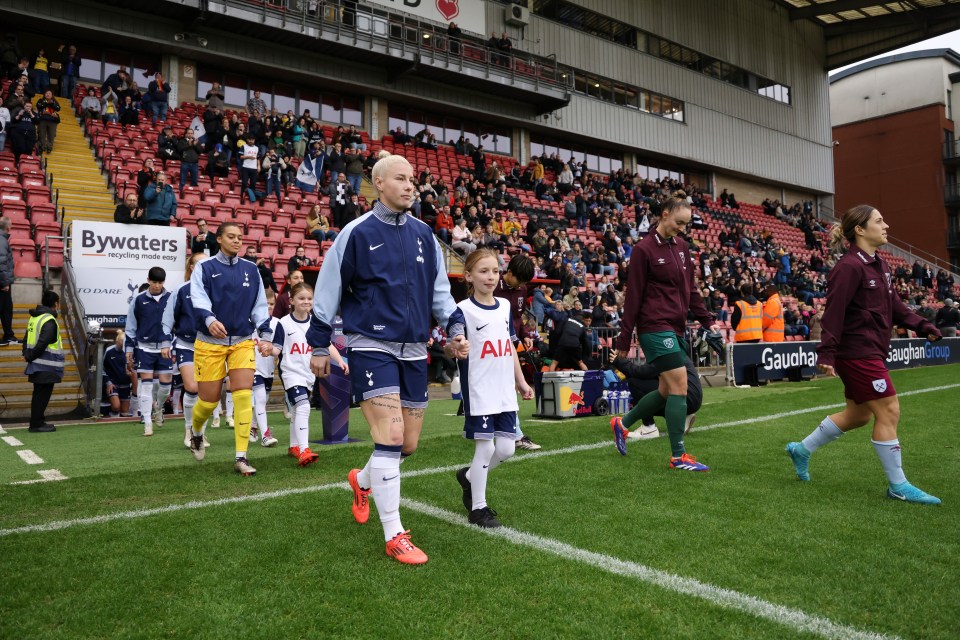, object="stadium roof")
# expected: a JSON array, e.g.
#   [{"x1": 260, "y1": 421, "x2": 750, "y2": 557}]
[
  {"x1": 828, "y1": 47, "x2": 960, "y2": 81},
  {"x1": 778, "y1": 0, "x2": 960, "y2": 69}
]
